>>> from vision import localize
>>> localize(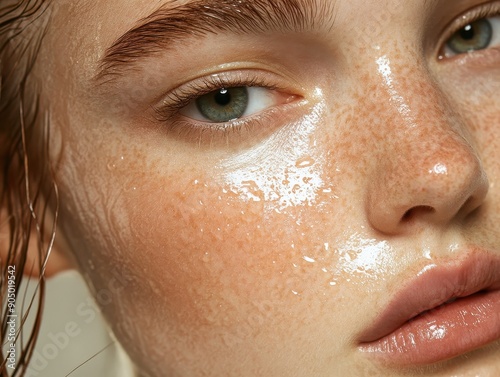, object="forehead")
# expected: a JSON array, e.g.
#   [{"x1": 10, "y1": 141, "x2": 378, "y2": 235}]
[{"x1": 47, "y1": 0, "x2": 408, "y2": 84}]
